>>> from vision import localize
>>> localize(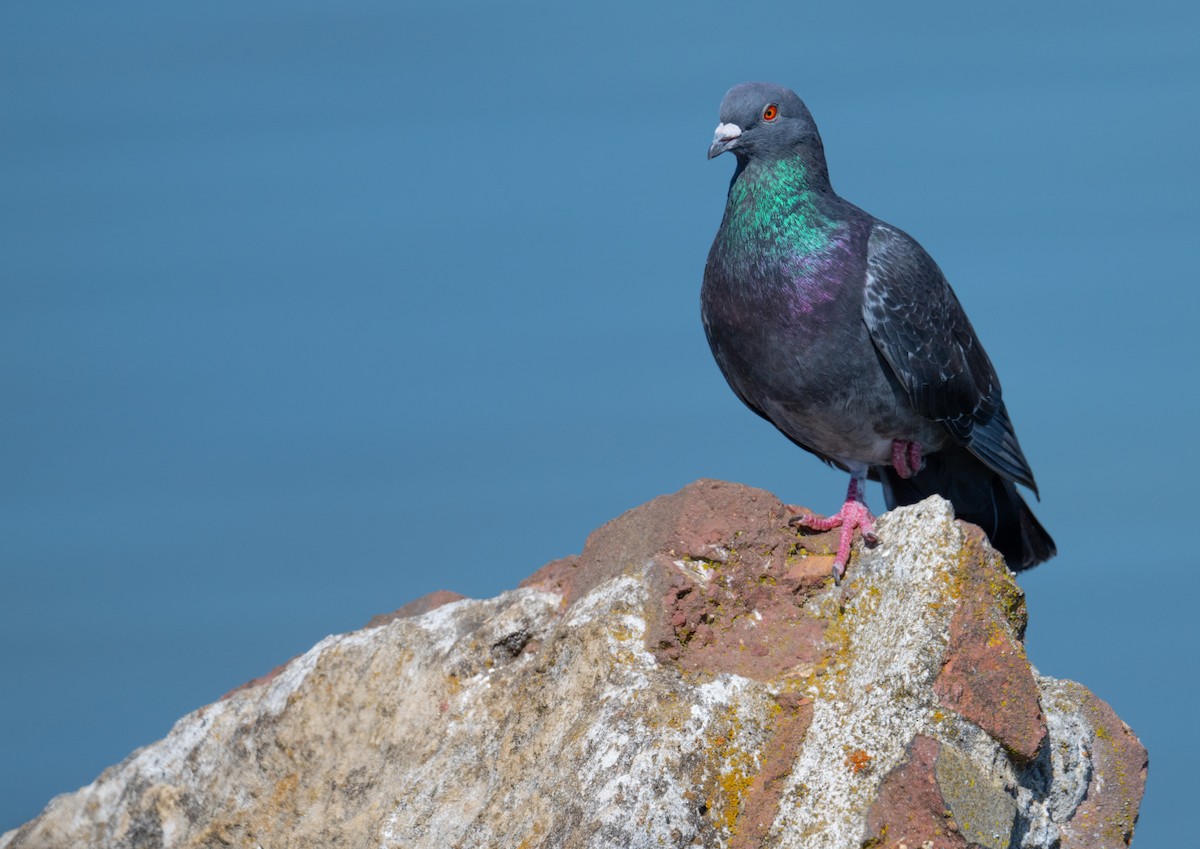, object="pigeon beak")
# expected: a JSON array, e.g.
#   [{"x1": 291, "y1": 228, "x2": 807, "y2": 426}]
[{"x1": 708, "y1": 122, "x2": 742, "y2": 159}]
